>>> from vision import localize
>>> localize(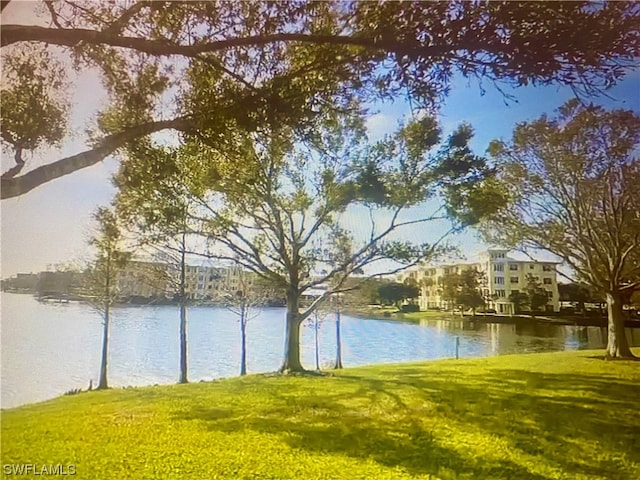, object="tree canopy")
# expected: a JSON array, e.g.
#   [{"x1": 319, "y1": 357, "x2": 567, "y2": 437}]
[
  {"x1": 377, "y1": 282, "x2": 420, "y2": 309},
  {"x1": 480, "y1": 100, "x2": 640, "y2": 358},
  {"x1": 2, "y1": 1, "x2": 639, "y2": 198}
]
